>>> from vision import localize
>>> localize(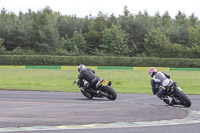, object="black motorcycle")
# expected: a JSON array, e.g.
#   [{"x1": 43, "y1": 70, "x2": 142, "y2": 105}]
[
  {"x1": 159, "y1": 80, "x2": 191, "y2": 107},
  {"x1": 73, "y1": 78, "x2": 117, "y2": 100}
]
